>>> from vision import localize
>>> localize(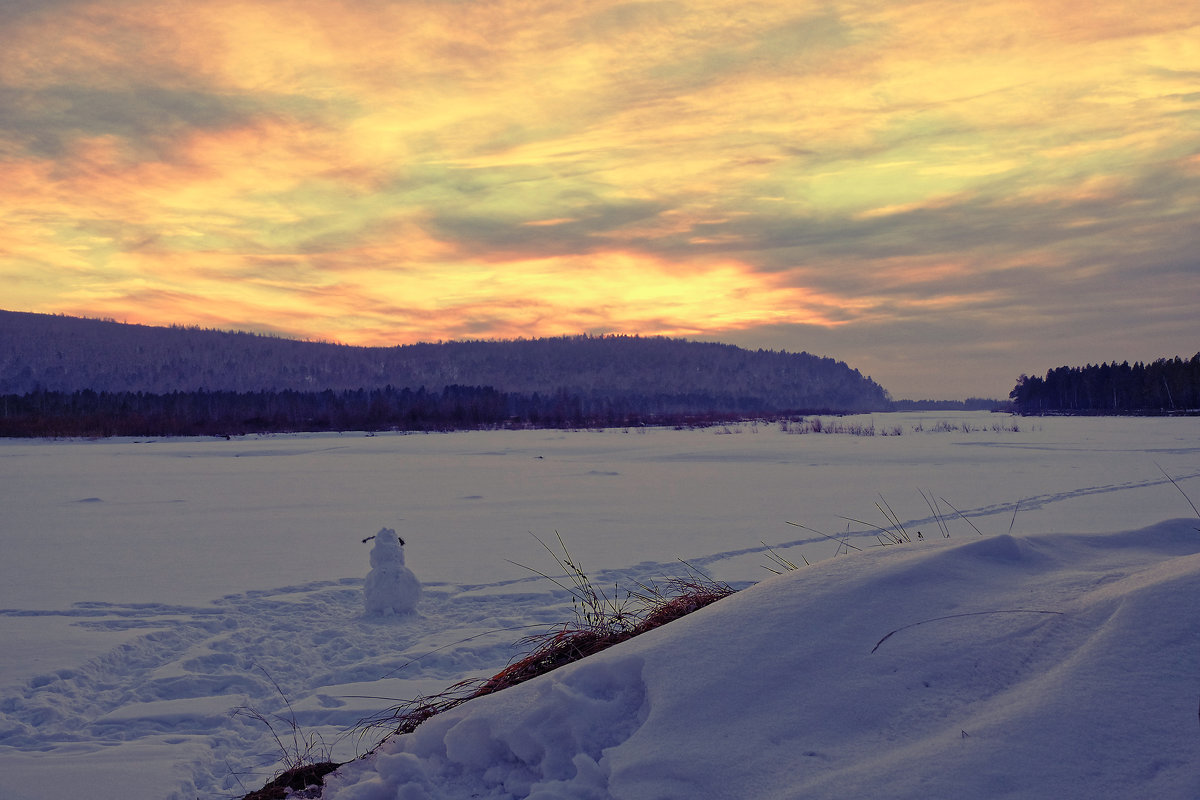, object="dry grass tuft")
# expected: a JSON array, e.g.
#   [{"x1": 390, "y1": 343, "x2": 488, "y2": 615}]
[
  {"x1": 358, "y1": 540, "x2": 735, "y2": 744},
  {"x1": 240, "y1": 761, "x2": 340, "y2": 800}
]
